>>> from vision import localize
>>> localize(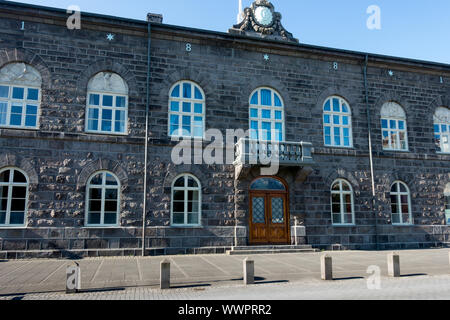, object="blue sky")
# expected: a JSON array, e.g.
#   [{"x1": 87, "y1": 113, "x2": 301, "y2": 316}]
[{"x1": 15, "y1": 0, "x2": 450, "y2": 64}]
